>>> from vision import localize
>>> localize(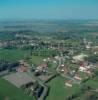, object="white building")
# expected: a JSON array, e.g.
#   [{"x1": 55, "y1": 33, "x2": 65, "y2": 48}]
[
  {"x1": 73, "y1": 54, "x2": 88, "y2": 62},
  {"x1": 79, "y1": 66, "x2": 86, "y2": 72}
]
